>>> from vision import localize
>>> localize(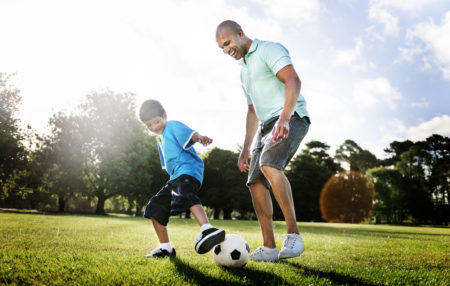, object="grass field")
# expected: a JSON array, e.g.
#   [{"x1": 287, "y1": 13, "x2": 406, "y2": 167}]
[{"x1": 0, "y1": 210, "x2": 449, "y2": 285}]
